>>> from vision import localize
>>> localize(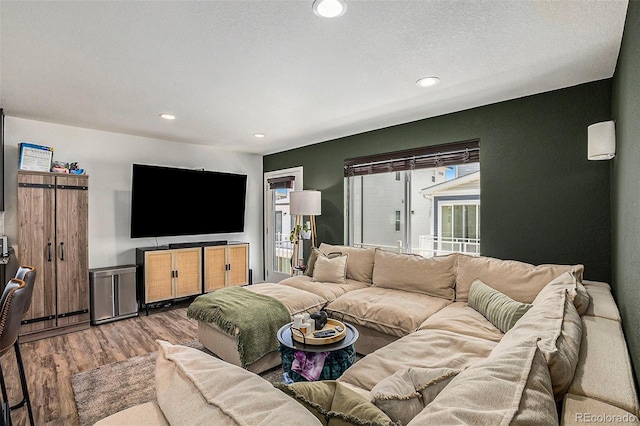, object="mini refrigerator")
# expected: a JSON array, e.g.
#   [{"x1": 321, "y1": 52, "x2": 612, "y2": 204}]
[{"x1": 90, "y1": 265, "x2": 139, "y2": 325}]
